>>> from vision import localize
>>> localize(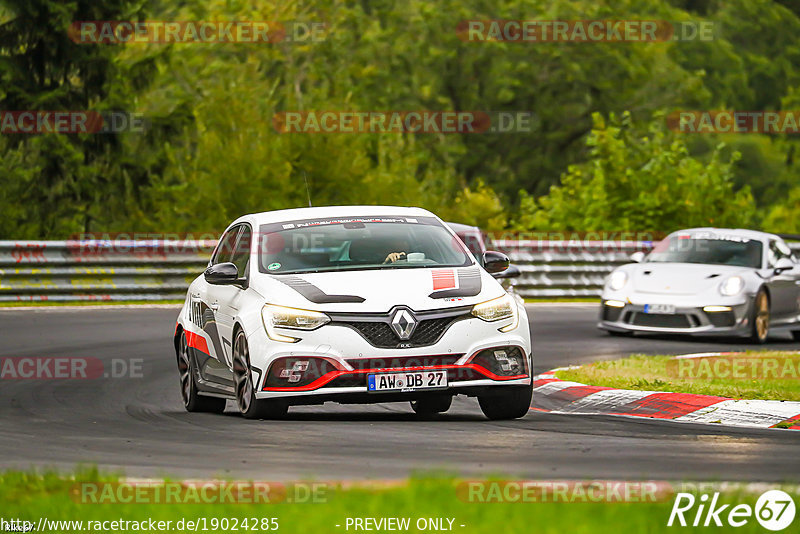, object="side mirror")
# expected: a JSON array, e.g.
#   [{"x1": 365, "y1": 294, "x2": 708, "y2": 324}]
[
  {"x1": 204, "y1": 262, "x2": 240, "y2": 285},
  {"x1": 630, "y1": 251, "x2": 645, "y2": 263},
  {"x1": 483, "y1": 251, "x2": 510, "y2": 274},
  {"x1": 492, "y1": 264, "x2": 521, "y2": 279},
  {"x1": 774, "y1": 258, "x2": 795, "y2": 274}
]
